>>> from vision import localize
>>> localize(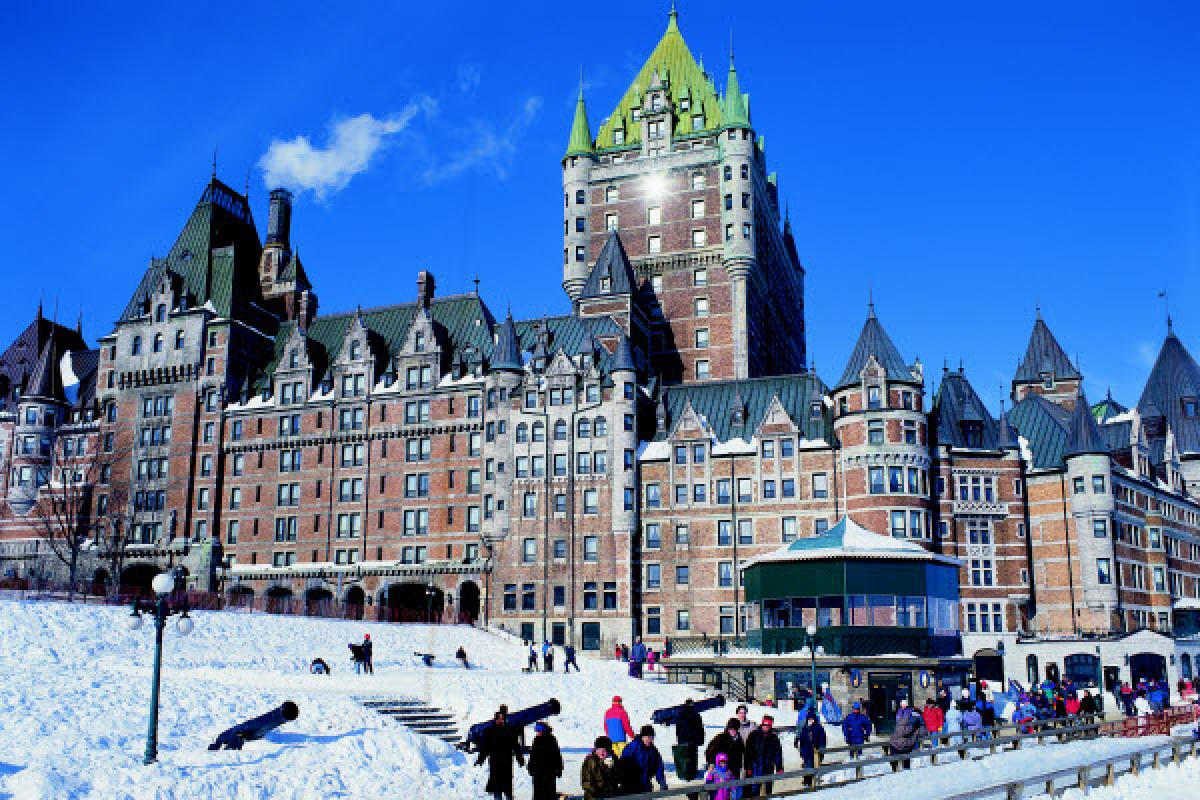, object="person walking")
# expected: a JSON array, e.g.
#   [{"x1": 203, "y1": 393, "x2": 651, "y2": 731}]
[
  {"x1": 705, "y1": 718, "x2": 746, "y2": 778},
  {"x1": 581, "y1": 736, "x2": 616, "y2": 799},
  {"x1": 794, "y1": 714, "x2": 827, "y2": 787},
  {"x1": 922, "y1": 698, "x2": 944, "y2": 734},
  {"x1": 888, "y1": 700, "x2": 926, "y2": 771},
  {"x1": 603, "y1": 696, "x2": 635, "y2": 757},
  {"x1": 841, "y1": 702, "x2": 873, "y2": 758},
  {"x1": 630, "y1": 637, "x2": 648, "y2": 679},
  {"x1": 563, "y1": 643, "x2": 580, "y2": 673},
  {"x1": 528, "y1": 644, "x2": 539, "y2": 672},
  {"x1": 673, "y1": 697, "x2": 706, "y2": 783},
  {"x1": 360, "y1": 634, "x2": 373, "y2": 674},
  {"x1": 475, "y1": 709, "x2": 525, "y2": 800},
  {"x1": 743, "y1": 715, "x2": 783, "y2": 798},
  {"x1": 943, "y1": 701, "x2": 964, "y2": 745},
  {"x1": 541, "y1": 640, "x2": 553, "y2": 672},
  {"x1": 527, "y1": 722, "x2": 563, "y2": 800},
  {"x1": 618, "y1": 725, "x2": 668, "y2": 794}
]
